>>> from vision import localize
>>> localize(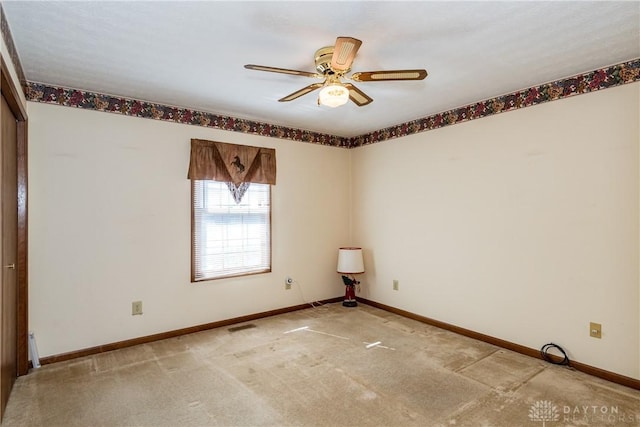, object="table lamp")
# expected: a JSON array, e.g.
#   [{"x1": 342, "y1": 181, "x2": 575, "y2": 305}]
[{"x1": 337, "y1": 247, "x2": 364, "y2": 307}]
